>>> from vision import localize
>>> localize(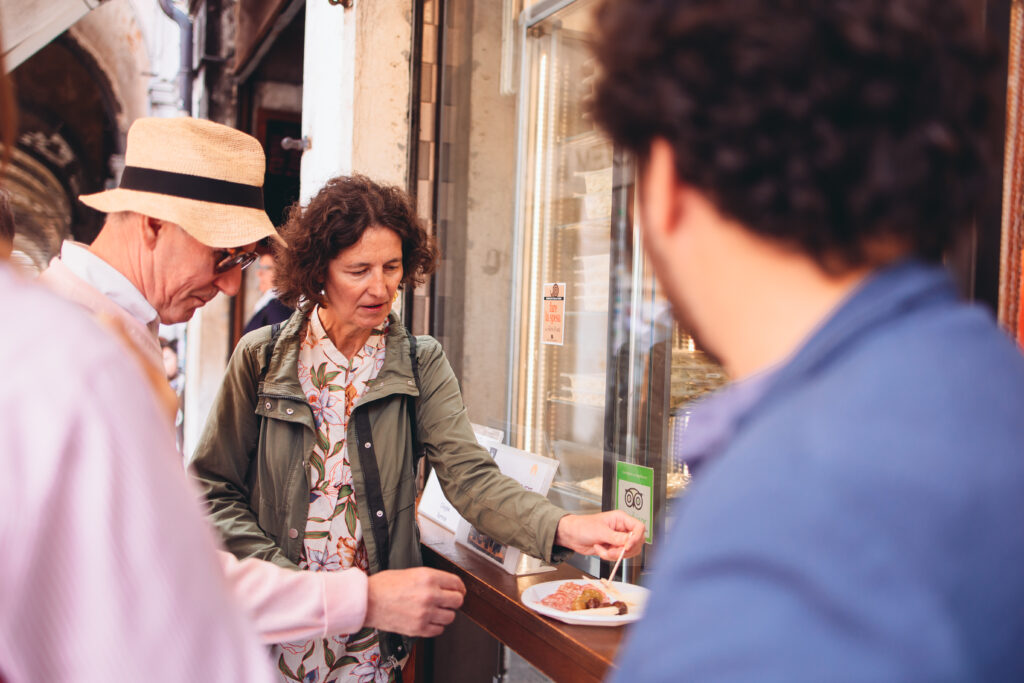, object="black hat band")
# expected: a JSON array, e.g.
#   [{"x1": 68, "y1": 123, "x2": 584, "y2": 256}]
[{"x1": 118, "y1": 166, "x2": 264, "y2": 210}]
